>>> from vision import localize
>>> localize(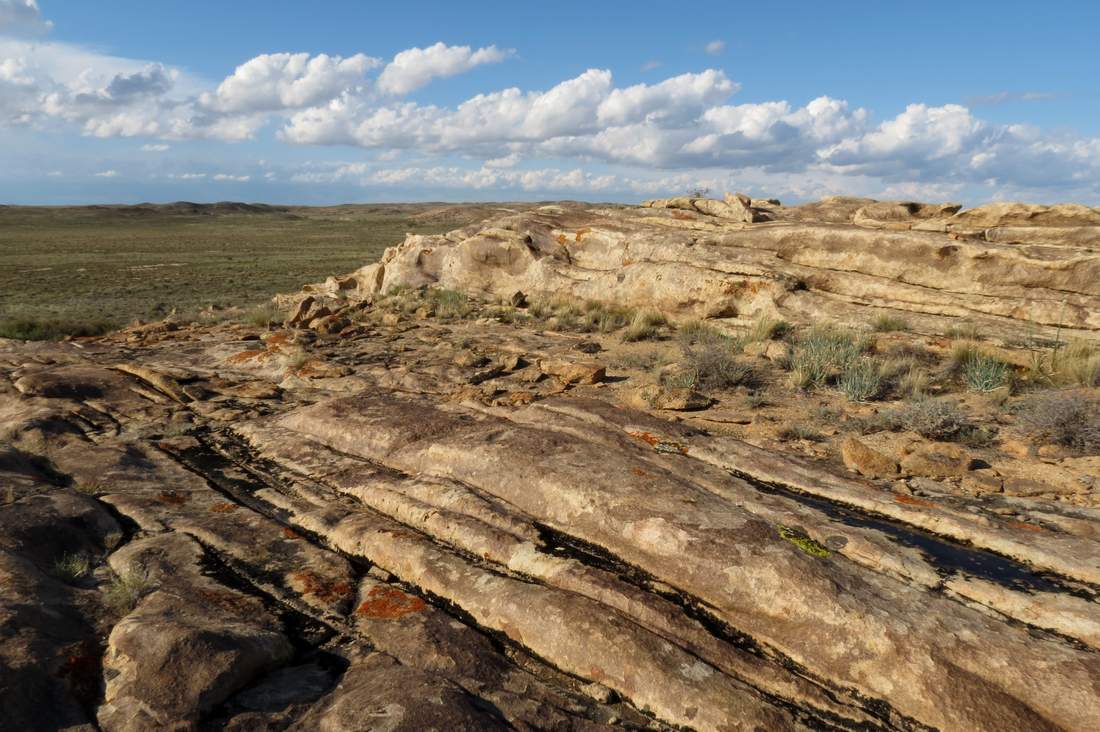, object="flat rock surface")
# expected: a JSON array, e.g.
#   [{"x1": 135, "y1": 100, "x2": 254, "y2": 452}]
[{"x1": 3, "y1": 197, "x2": 1100, "y2": 731}]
